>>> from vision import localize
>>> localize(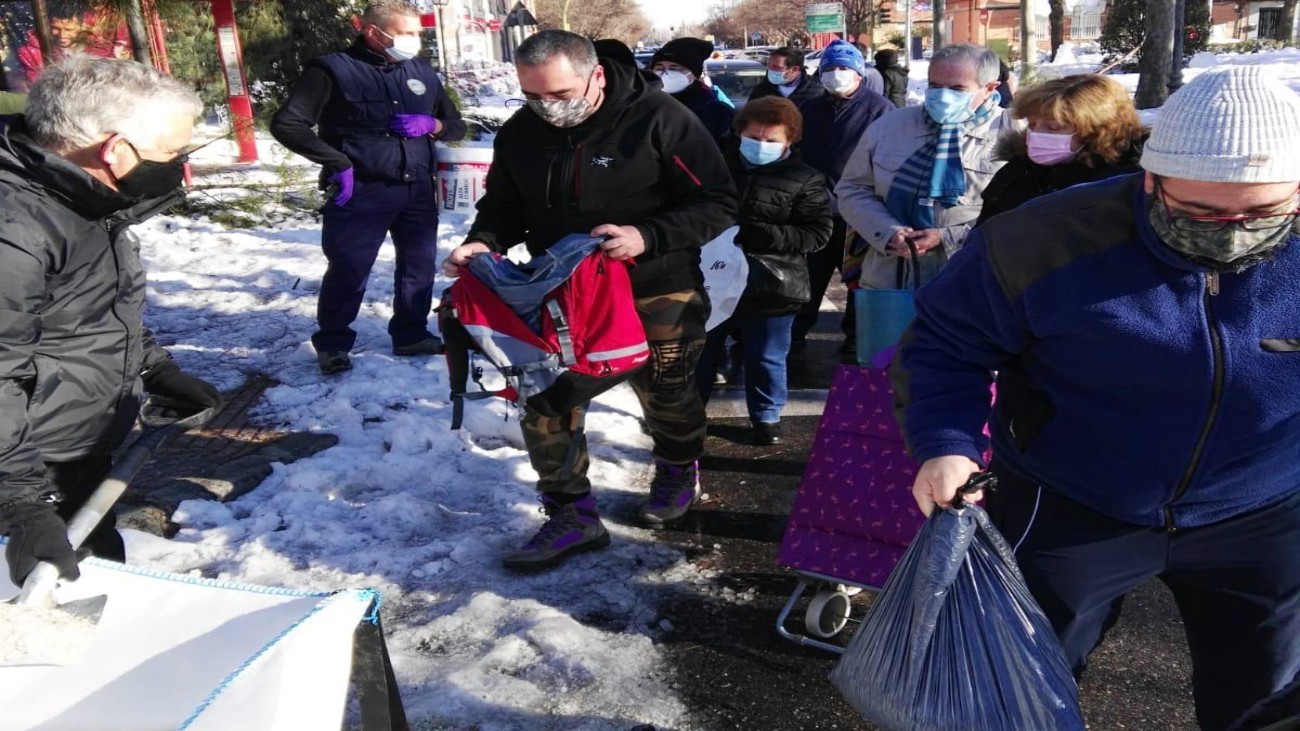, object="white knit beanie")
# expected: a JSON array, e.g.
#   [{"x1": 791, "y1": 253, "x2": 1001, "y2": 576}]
[{"x1": 1141, "y1": 66, "x2": 1300, "y2": 184}]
